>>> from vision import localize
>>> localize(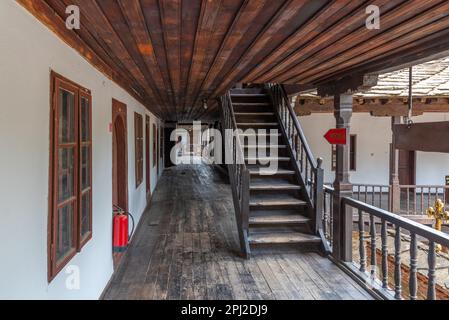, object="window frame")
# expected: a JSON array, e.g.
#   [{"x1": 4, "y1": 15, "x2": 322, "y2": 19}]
[
  {"x1": 48, "y1": 71, "x2": 93, "y2": 282},
  {"x1": 134, "y1": 112, "x2": 144, "y2": 188}
]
